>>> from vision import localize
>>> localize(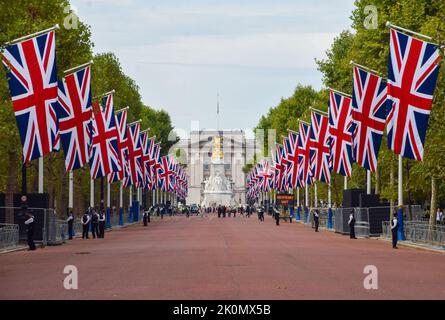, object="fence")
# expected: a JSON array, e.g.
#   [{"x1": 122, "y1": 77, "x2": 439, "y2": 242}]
[
  {"x1": 0, "y1": 223, "x2": 19, "y2": 250},
  {"x1": 382, "y1": 221, "x2": 445, "y2": 247},
  {"x1": 303, "y1": 208, "x2": 335, "y2": 230}
]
